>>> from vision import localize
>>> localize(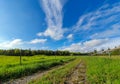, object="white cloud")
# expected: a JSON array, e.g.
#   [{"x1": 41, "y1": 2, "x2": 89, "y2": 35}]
[
  {"x1": 0, "y1": 38, "x2": 48, "y2": 49},
  {"x1": 93, "y1": 37, "x2": 120, "y2": 51},
  {"x1": 62, "y1": 39, "x2": 110, "y2": 52},
  {"x1": 64, "y1": 2, "x2": 120, "y2": 52},
  {"x1": 83, "y1": 39, "x2": 108, "y2": 47},
  {"x1": 0, "y1": 39, "x2": 23, "y2": 49},
  {"x1": 44, "y1": 26, "x2": 64, "y2": 40},
  {"x1": 67, "y1": 34, "x2": 73, "y2": 40},
  {"x1": 91, "y1": 23, "x2": 120, "y2": 39},
  {"x1": 38, "y1": 0, "x2": 65, "y2": 40},
  {"x1": 29, "y1": 39, "x2": 47, "y2": 44},
  {"x1": 73, "y1": 2, "x2": 120, "y2": 32},
  {"x1": 37, "y1": 32, "x2": 44, "y2": 36},
  {"x1": 62, "y1": 43, "x2": 84, "y2": 52}
]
